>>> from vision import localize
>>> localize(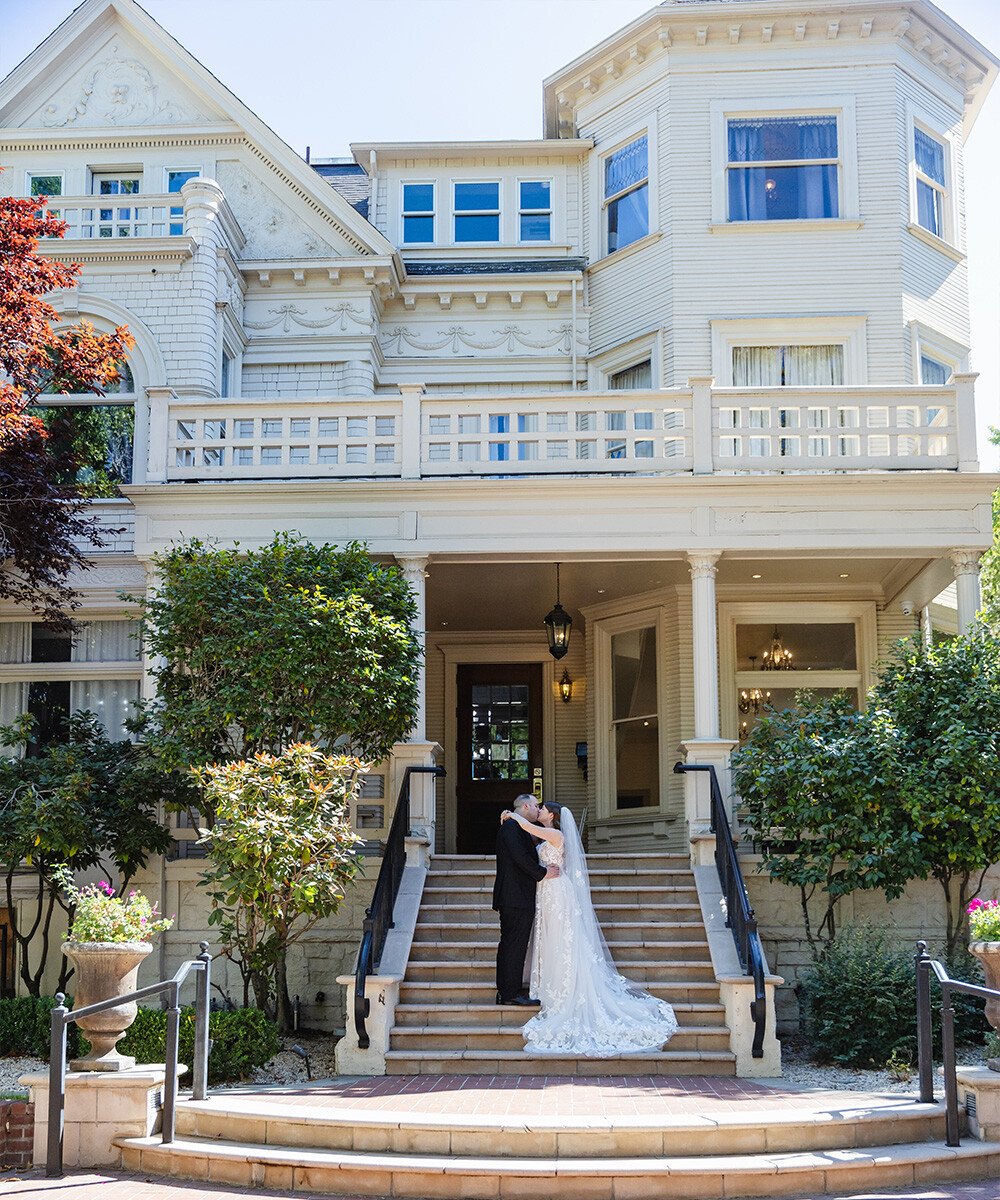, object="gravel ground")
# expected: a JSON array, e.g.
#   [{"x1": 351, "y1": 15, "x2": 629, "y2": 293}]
[
  {"x1": 779, "y1": 1034, "x2": 988, "y2": 1094},
  {"x1": 0, "y1": 1057, "x2": 44, "y2": 1097}
]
